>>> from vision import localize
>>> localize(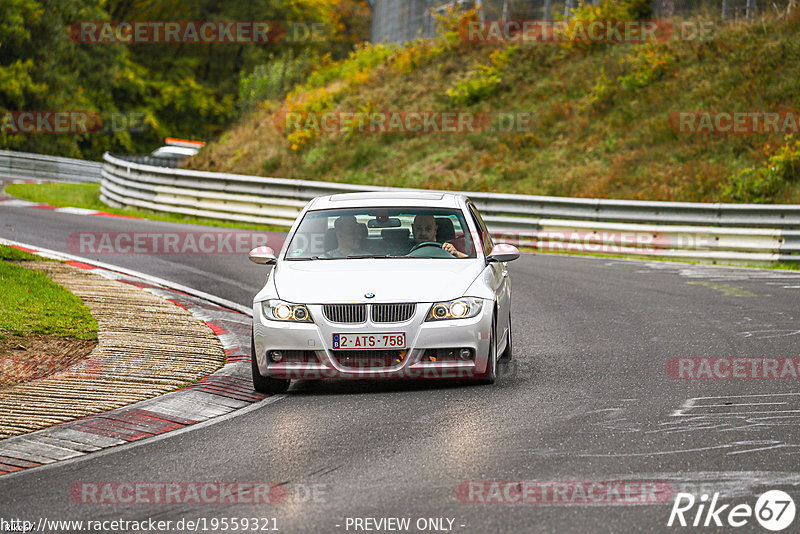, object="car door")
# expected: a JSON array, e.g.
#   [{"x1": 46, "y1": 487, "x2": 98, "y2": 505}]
[{"x1": 467, "y1": 202, "x2": 511, "y2": 343}]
